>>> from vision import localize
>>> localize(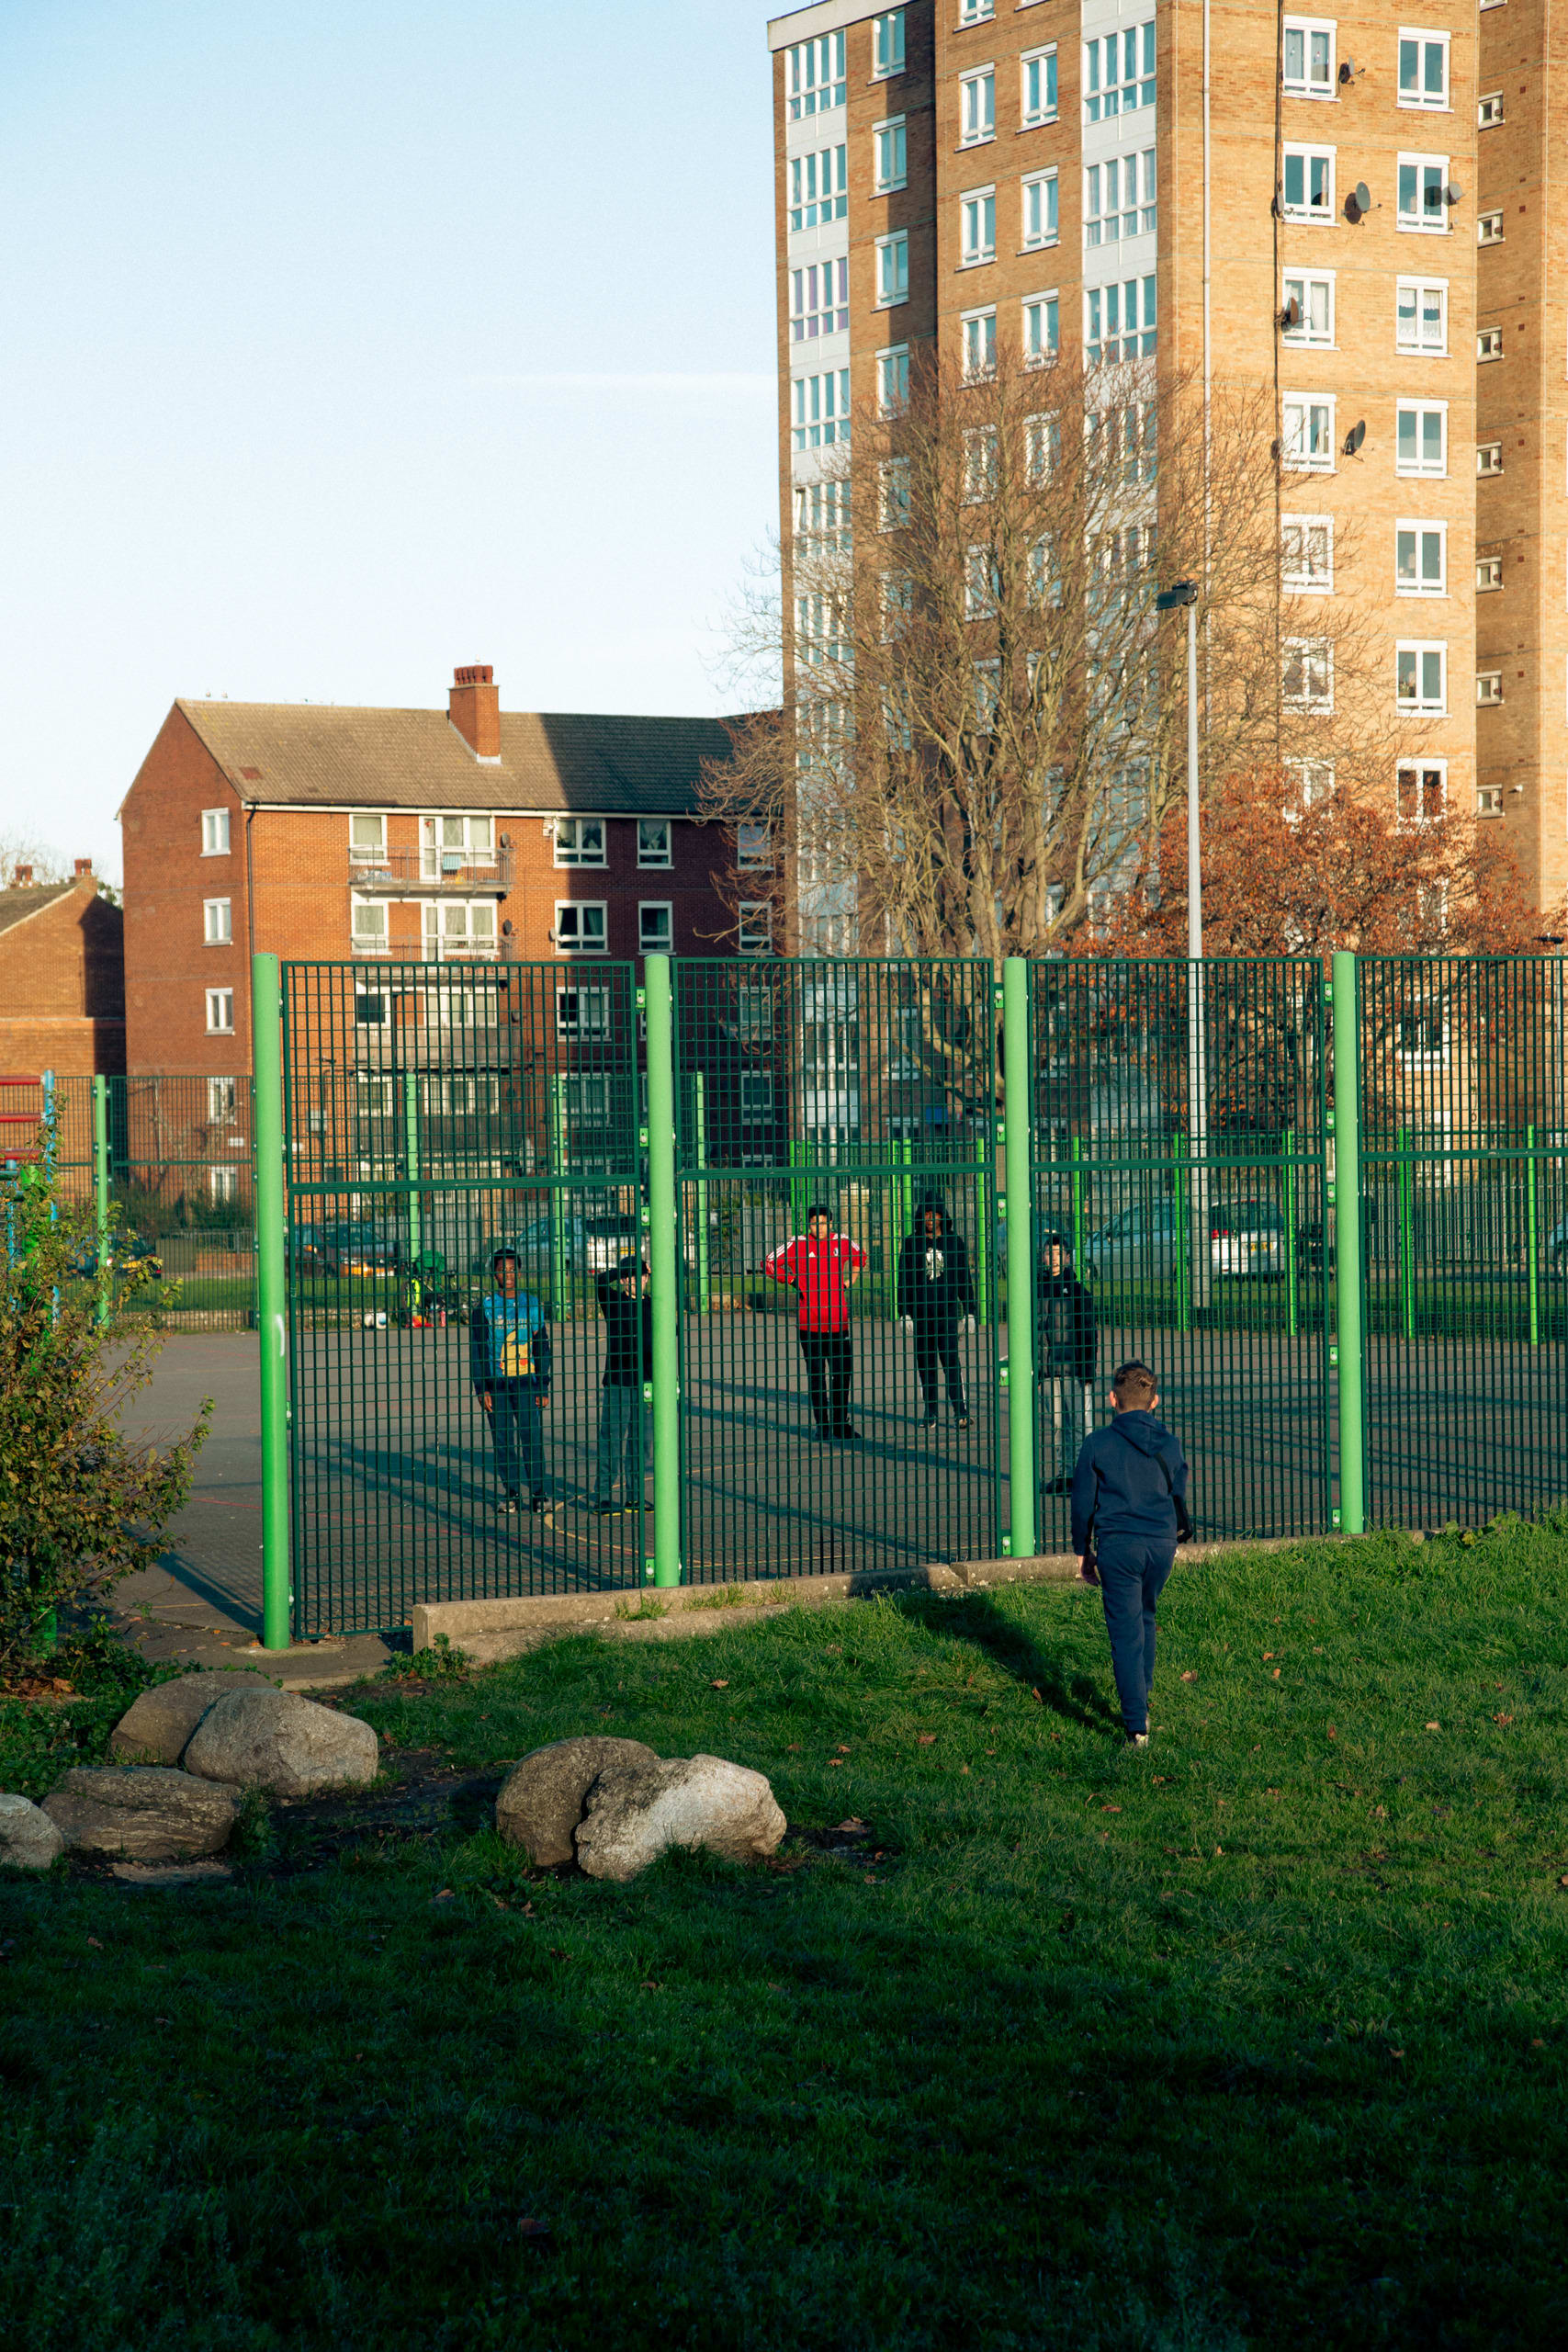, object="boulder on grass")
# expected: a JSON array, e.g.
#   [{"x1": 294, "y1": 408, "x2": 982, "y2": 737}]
[
  {"x1": 0, "y1": 1792, "x2": 66, "y2": 1871},
  {"x1": 41, "y1": 1768, "x2": 239, "y2": 1860},
  {"x1": 107, "y1": 1670, "x2": 273, "y2": 1765},
  {"x1": 575, "y1": 1754, "x2": 786, "y2": 1883},
  {"x1": 183, "y1": 1687, "x2": 378, "y2": 1797},
  {"x1": 495, "y1": 1736, "x2": 659, "y2": 1864}
]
